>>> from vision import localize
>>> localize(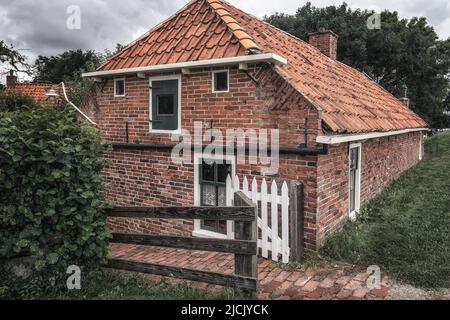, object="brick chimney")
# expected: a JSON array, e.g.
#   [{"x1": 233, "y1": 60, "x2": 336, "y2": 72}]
[
  {"x1": 6, "y1": 70, "x2": 17, "y2": 88},
  {"x1": 308, "y1": 27, "x2": 338, "y2": 60}
]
